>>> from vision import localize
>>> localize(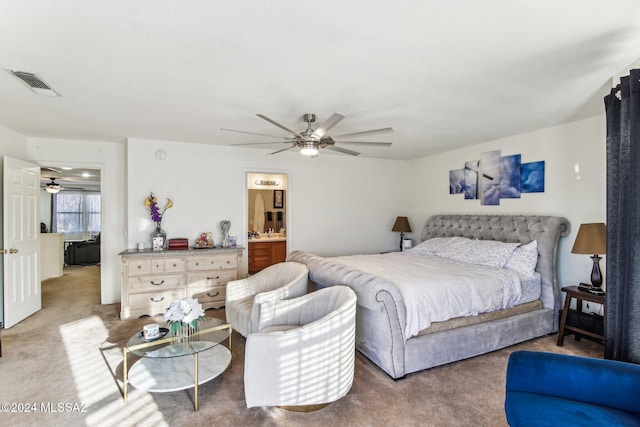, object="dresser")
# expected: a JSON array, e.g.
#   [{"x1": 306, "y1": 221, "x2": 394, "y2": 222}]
[{"x1": 119, "y1": 247, "x2": 244, "y2": 319}]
